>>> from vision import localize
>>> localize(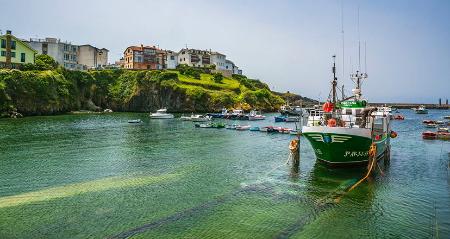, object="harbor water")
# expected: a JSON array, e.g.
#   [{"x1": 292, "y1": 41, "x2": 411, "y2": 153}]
[{"x1": 0, "y1": 110, "x2": 449, "y2": 238}]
